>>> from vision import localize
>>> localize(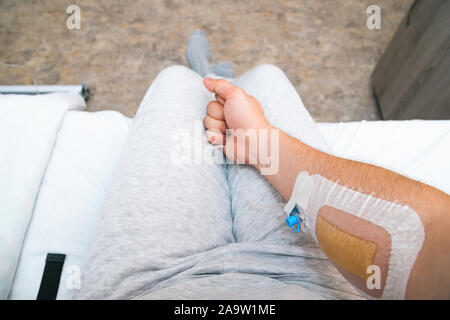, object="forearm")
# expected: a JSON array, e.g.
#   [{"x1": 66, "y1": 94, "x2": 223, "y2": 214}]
[
  {"x1": 263, "y1": 129, "x2": 443, "y2": 209},
  {"x1": 258, "y1": 127, "x2": 450, "y2": 299}
]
